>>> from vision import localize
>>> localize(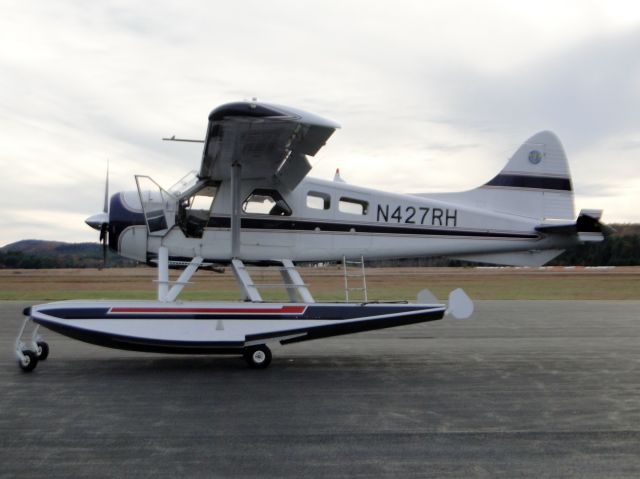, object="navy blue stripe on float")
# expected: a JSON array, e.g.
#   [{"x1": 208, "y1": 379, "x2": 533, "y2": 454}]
[
  {"x1": 484, "y1": 174, "x2": 572, "y2": 191},
  {"x1": 34, "y1": 305, "x2": 442, "y2": 321}
]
